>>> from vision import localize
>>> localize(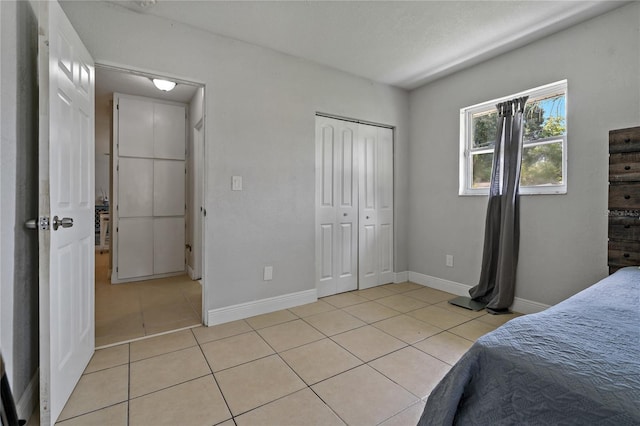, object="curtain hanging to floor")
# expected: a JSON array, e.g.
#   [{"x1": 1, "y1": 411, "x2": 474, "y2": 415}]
[{"x1": 469, "y1": 96, "x2": 528, "y2": 313}]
